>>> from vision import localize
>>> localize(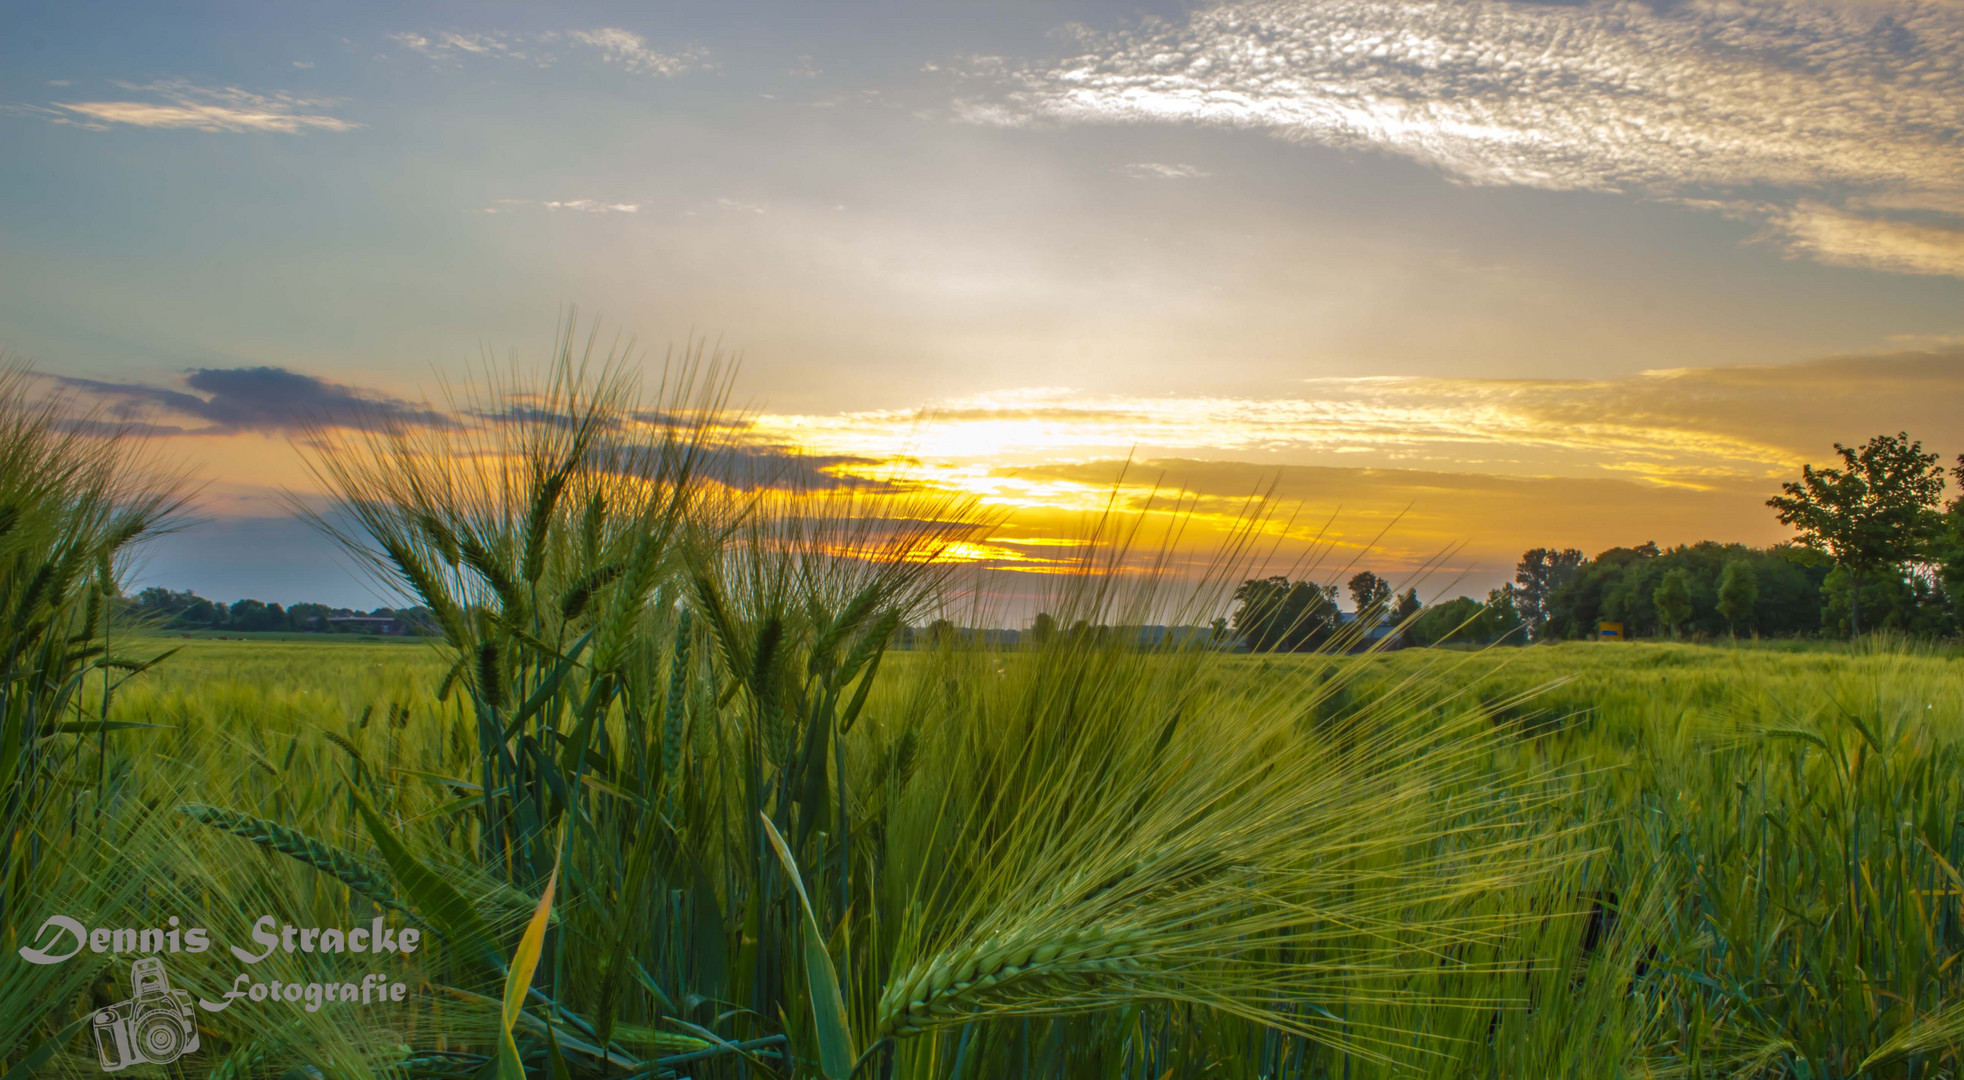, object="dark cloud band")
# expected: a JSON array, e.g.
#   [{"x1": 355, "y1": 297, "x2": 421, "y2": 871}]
[{"x1": 60, "y1": 367, "x2": 453, "y2": 435}]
